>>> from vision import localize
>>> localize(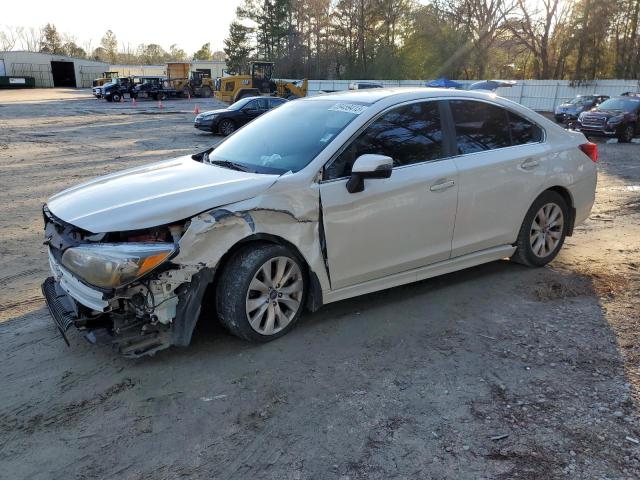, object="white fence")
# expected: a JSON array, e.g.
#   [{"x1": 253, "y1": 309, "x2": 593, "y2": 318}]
[{"x1": 306, "y1": 79, "x2": 640, "y2": 112}]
